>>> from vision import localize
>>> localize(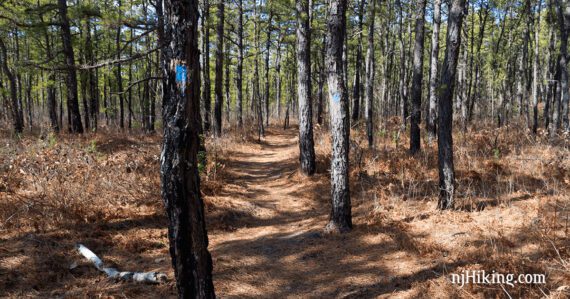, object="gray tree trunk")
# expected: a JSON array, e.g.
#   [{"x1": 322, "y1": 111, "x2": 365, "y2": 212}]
[
  {"x1": 265, "y1": 13, "x2": 273, "y2": 127},
  {"x1": 427, "y1": 0, "x2": 441, "y2": 142},
  {"x1": 410, "y1": 0, "x2": 427, "y2": 154},
  {"x1": 351, "y1": 0, "x2": 365, "y2": 121},
  {"x1": 275, "y1": 36, "x2": 283, "y2": 120},
  {"x1": 236, "y1": 0, "x2": 244, "y2": 128},
  {"x1": 296, "y1": 0, "x2": 316, "y2": 175},
  {"x1": 41, "y1": 27, "x2": 59, "y2": 132},
  {"x1": 116, "y1": 0, "x2": 124, "y2": 129},
  {"x1": 398, "y1": 0, "x2": 407, "y2": 128},
  {"x1": 365, "y1": 0, "x2": 376, "y2": 148},
  {"x1": 532, "y1": 0, "x2": 542, "y2": 134},
  {"x1": 254, "y1": 1, "x2": 264, "y2": 138},
  {"x1": 214, "y1": 0, "x2": 224, "y2": 137},
  {"x1": 437, "y1": 0, "x2": 467, "y2": 210},
  {"x1": 225, "y1": 44, "x2": 231, "y2": 123},
  {"x1": 558, "y1": 0, "x2": 570, "y2": 132},
  {"x1": 202, "y1": 0, "x2": 211, "y2": 132},
  {"x1": 325, "y1": 0, "x2": 352, "y2": 233},
  {"x1": 317, "y1": 34, "x2": 326, "y2": 125}
]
